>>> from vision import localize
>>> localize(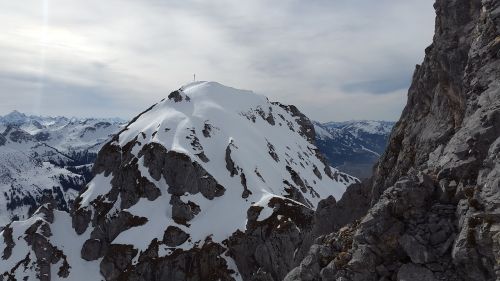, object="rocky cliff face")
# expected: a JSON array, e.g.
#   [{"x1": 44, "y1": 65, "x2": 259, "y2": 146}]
[{"x1": 285, "y1": 0, "x2": 500, "y2": 280}]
